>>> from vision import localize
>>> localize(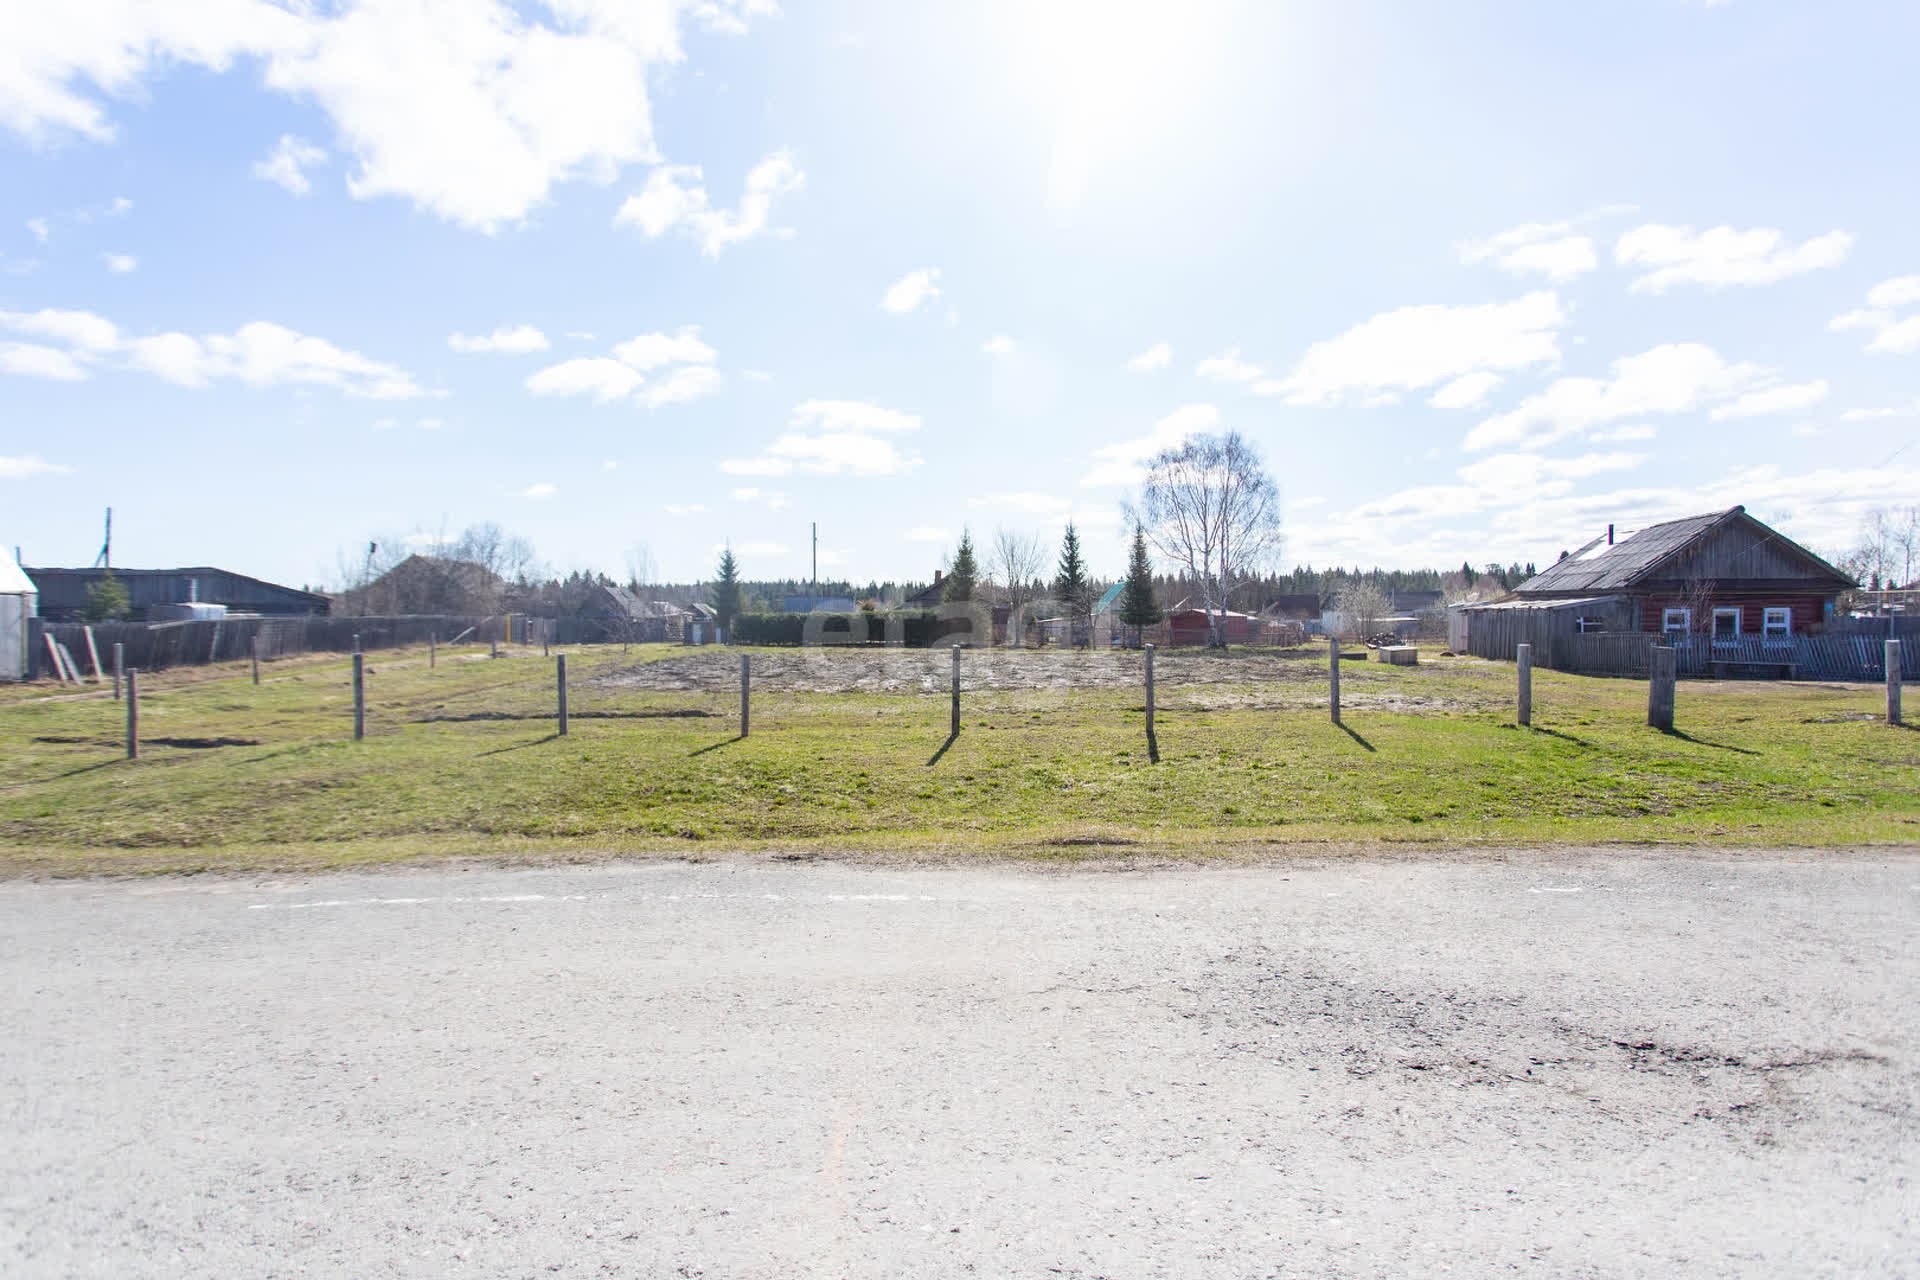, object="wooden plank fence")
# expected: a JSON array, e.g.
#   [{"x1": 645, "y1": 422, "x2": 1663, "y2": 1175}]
[
  {"x1": 26, "y1": 614, "x2": 520, "y2": 678},
  {"x1": 1522, "y1": 632, "x2": 1919, "y2": 681}
]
